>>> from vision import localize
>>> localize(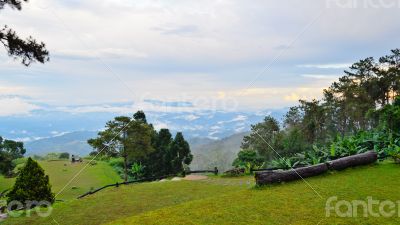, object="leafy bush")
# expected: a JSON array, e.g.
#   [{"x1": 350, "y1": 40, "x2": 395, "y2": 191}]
[
  {"x1": 131, "y1": 162, "x2": 145, "y2": 180},
  {"x1": 329, "y1": 134, "x2": 369, "y2": 158},
  {"x1": 232, "y1": 149, "x2": 264, "y2": 173},
  {"x1": 385, "y1": 143, "x2": 400, "y2": 163},
  {"x1": 43, "y1": 152, "x2": 61, "y2": 161},
  {"x1": 271, "y1": 157, "x2": 300, "y2": 170},
  {"x1": 296, "y1": 145, "x2": 329, "y2": 166},
  {"x1": 59, "y1": 152, "x2": 70, "y2": 159},
  {"x1": 108, "y1": 157, "x2": 124, "y2": 168},
  {"x1": 108, "y1": 158, "x2": 125, "y2": 178}
]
